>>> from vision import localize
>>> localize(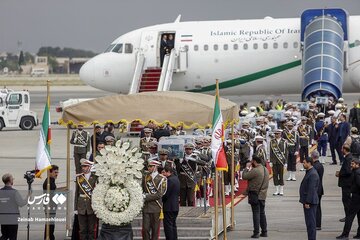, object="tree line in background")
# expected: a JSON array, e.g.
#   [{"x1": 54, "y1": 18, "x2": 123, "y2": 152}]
[{"x1": 0, "y1": 47, "x2": 97, "y2": 72}]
